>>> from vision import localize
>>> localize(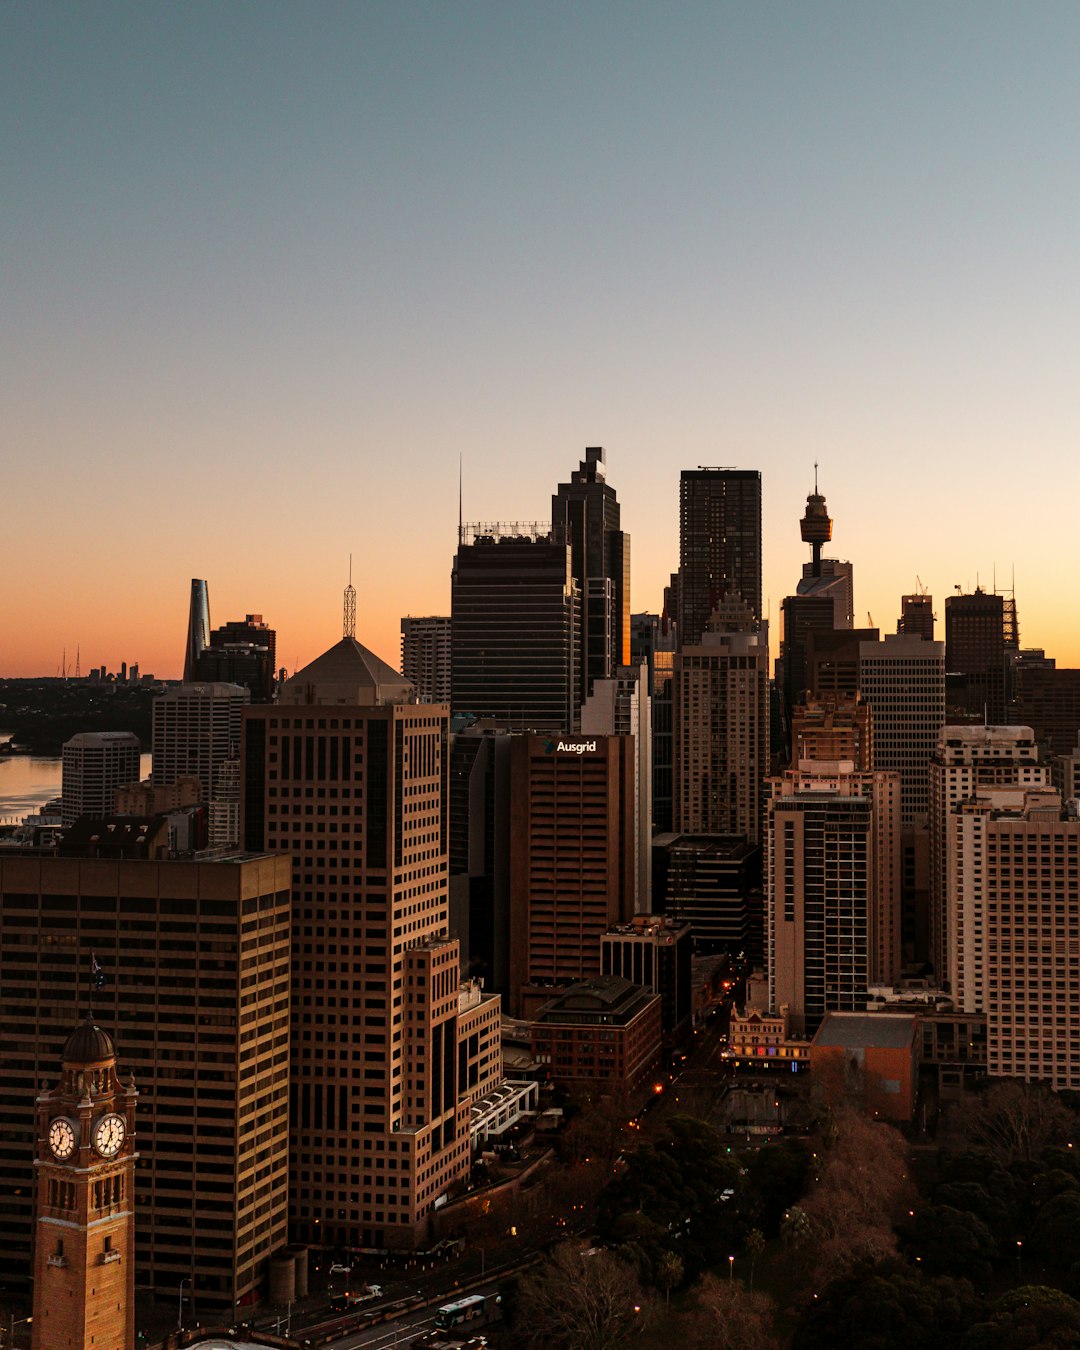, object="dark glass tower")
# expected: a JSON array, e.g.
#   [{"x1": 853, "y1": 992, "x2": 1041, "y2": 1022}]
[
  {"x1": 945, "y1": 589, "x2": 1007, "y2": 724},
  {"x1": 551, "y1": 447, "x2": 630, "y2": 702},
  {"x1": 183, "y1": 578, "x2": 211, "y2": 682},
  {"x1": 678, "y1": 469, "x2": 762, "y2": 647},
  {"x1": 195, "y1": 613, "x2": 277, "y2": 702},
  {"x1": 450, "y1": 527, "x2": 581, "y2": 730}
]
